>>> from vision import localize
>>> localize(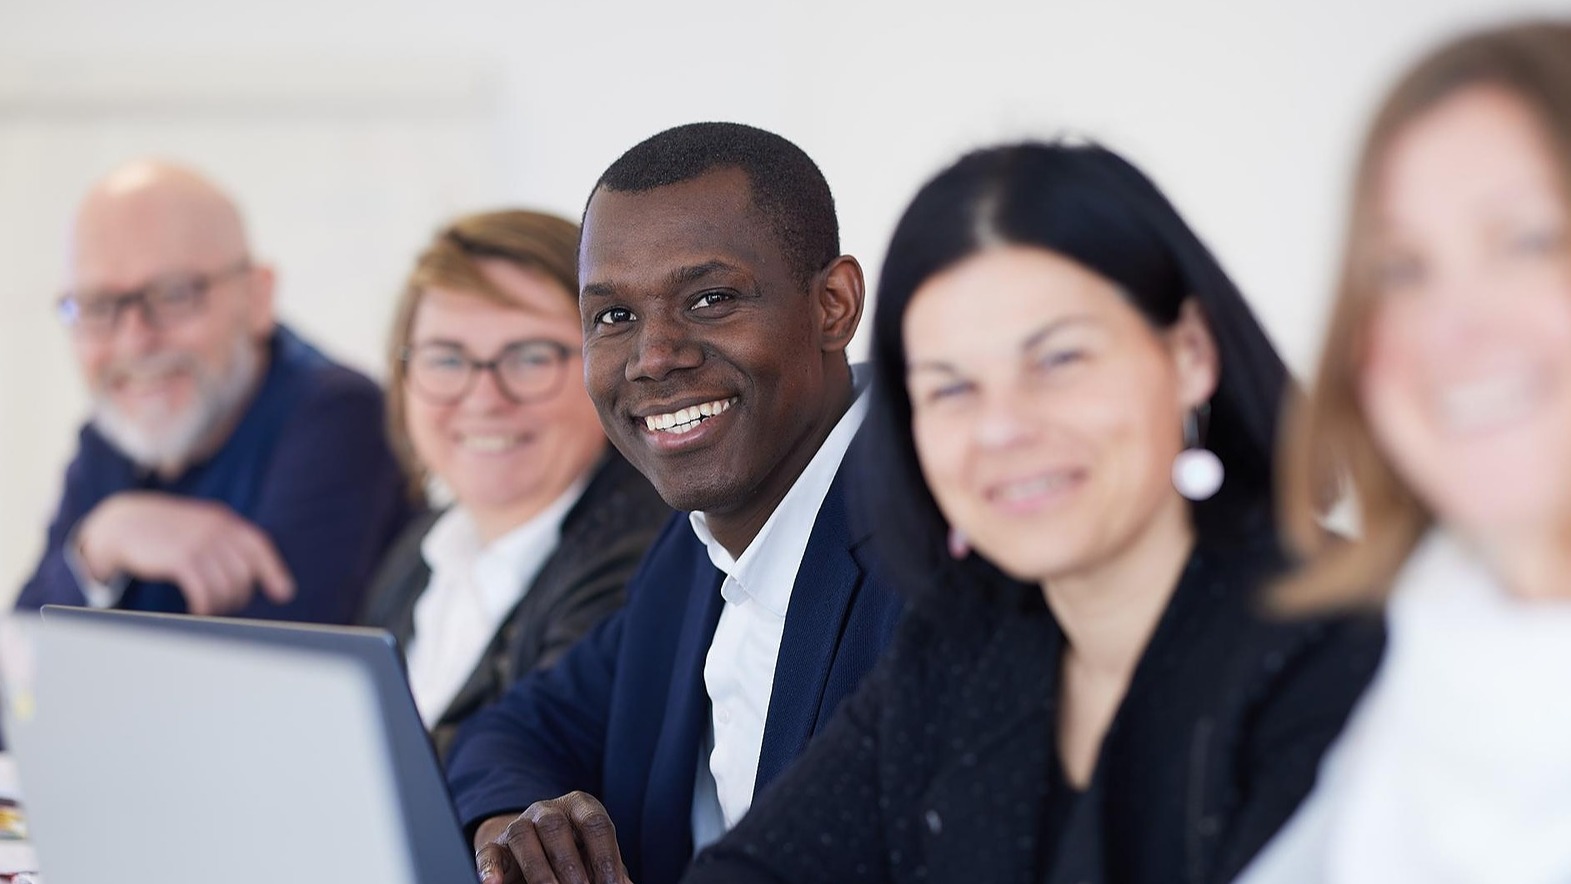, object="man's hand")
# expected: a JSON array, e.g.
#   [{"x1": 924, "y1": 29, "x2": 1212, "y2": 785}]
[
  {"x1": 76, "y1": 491, "x2": 295, "y2": 615},
  {"x1": 473, "y1": 792, "x2": 632, "y2": 884}
]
